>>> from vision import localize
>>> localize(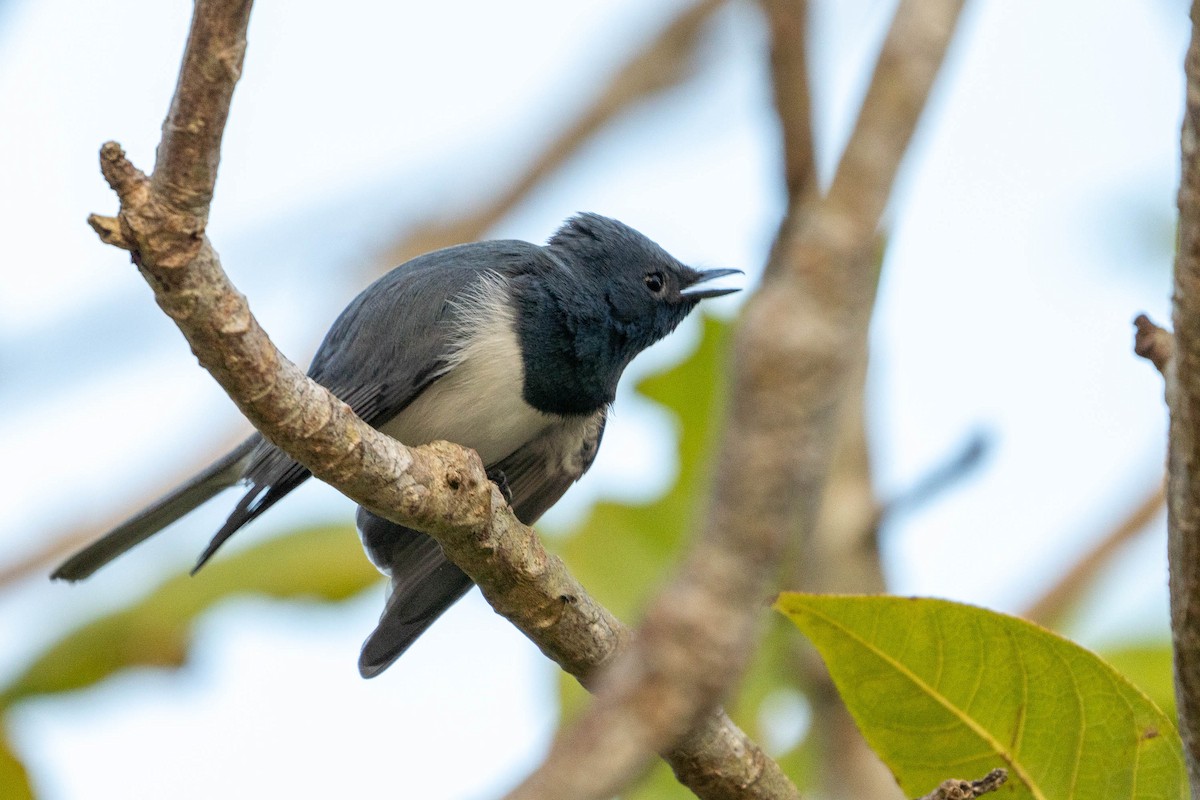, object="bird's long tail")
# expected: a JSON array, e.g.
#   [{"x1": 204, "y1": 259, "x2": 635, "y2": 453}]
[
  {"x1": 355, "y1": 508, "x2": 474, "y2": 678},
  {"x1": 51, "y1": 437, "x2": 259, "y2": 582}
]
